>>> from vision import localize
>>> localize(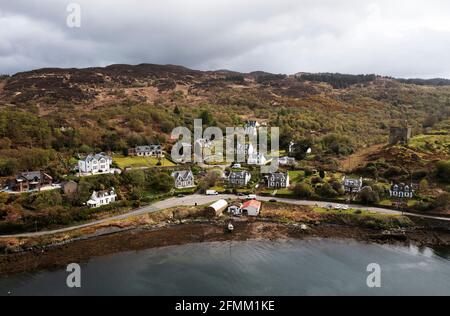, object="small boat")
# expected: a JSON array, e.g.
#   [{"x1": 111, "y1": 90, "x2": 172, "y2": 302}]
[{"x1": 227, "y1": 223, "x2": 234, "y2": 232}]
